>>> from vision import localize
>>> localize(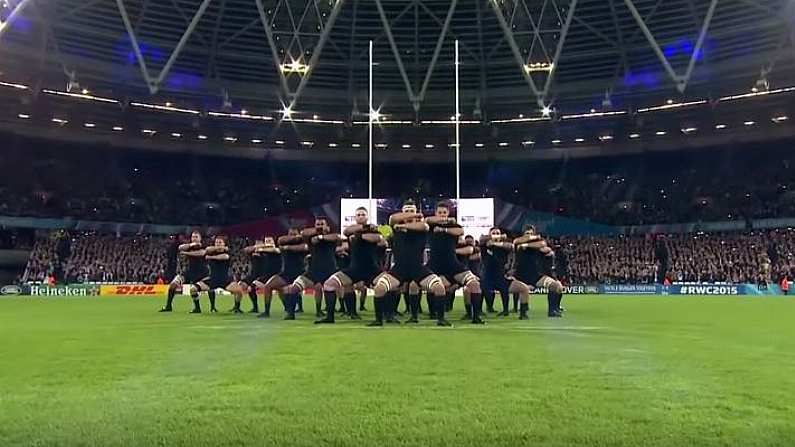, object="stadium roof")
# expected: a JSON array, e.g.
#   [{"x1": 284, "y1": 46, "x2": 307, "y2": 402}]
[{"x1": 1, "y1": 0, "x2": 794, "y2": 120}]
